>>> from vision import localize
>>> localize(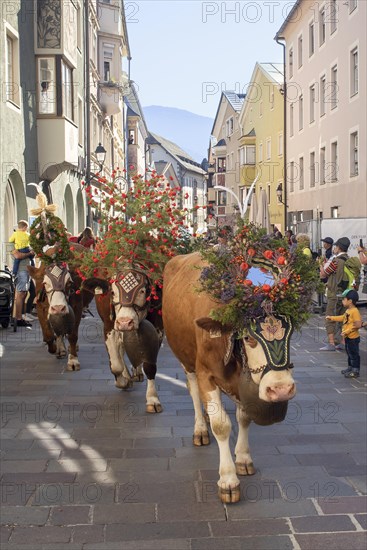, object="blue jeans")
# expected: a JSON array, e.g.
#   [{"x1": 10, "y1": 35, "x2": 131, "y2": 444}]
[
  {"x1": 345, "y1": 337, "x2": 360, "y2": 373},
  {"x1": 13, "y1": 247, "x2": 35, "y2": 274}
]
